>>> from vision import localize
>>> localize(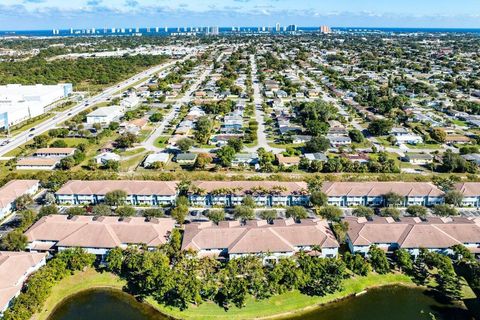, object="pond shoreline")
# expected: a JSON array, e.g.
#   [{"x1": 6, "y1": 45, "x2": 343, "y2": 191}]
[{"x1": 36, "y1": 269, "x2": 468, "y2": 320}]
